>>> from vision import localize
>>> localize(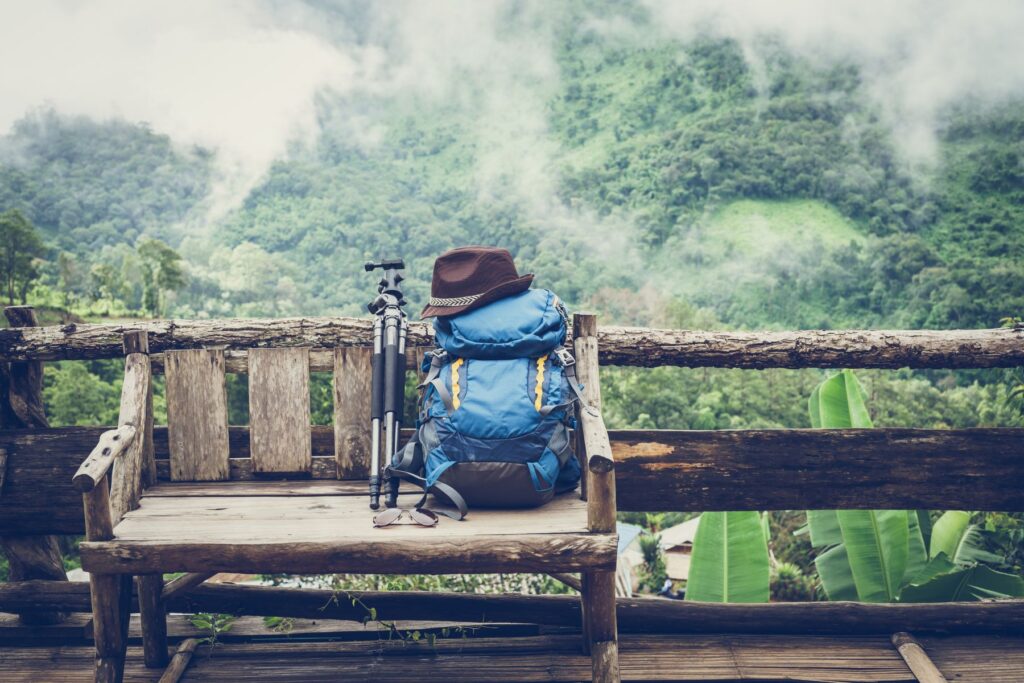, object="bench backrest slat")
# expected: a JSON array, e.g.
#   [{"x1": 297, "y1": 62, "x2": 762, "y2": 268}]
[
  {"x1": 249, "y1": 348, "x2": 312, "y2": 474},
  {"x1": 165, "y1": 349, "x2": 230, "y2": 481},
  {"x1": 332, "y1": 347, "x2": 371, "y2": 479}
]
